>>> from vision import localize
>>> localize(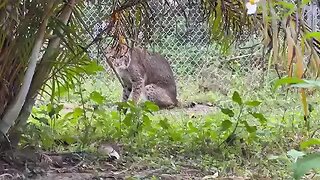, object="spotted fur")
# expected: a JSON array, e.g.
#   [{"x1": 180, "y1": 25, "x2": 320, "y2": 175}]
[{"x1": 105, "y1": 44, "x2": 178, "y2": 109}]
